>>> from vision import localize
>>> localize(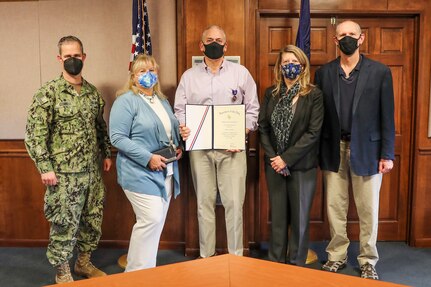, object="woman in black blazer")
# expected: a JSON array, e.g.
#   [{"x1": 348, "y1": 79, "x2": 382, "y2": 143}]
[{"x1": 258, "y1": 45, "x2": 323, "y2": 266}]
